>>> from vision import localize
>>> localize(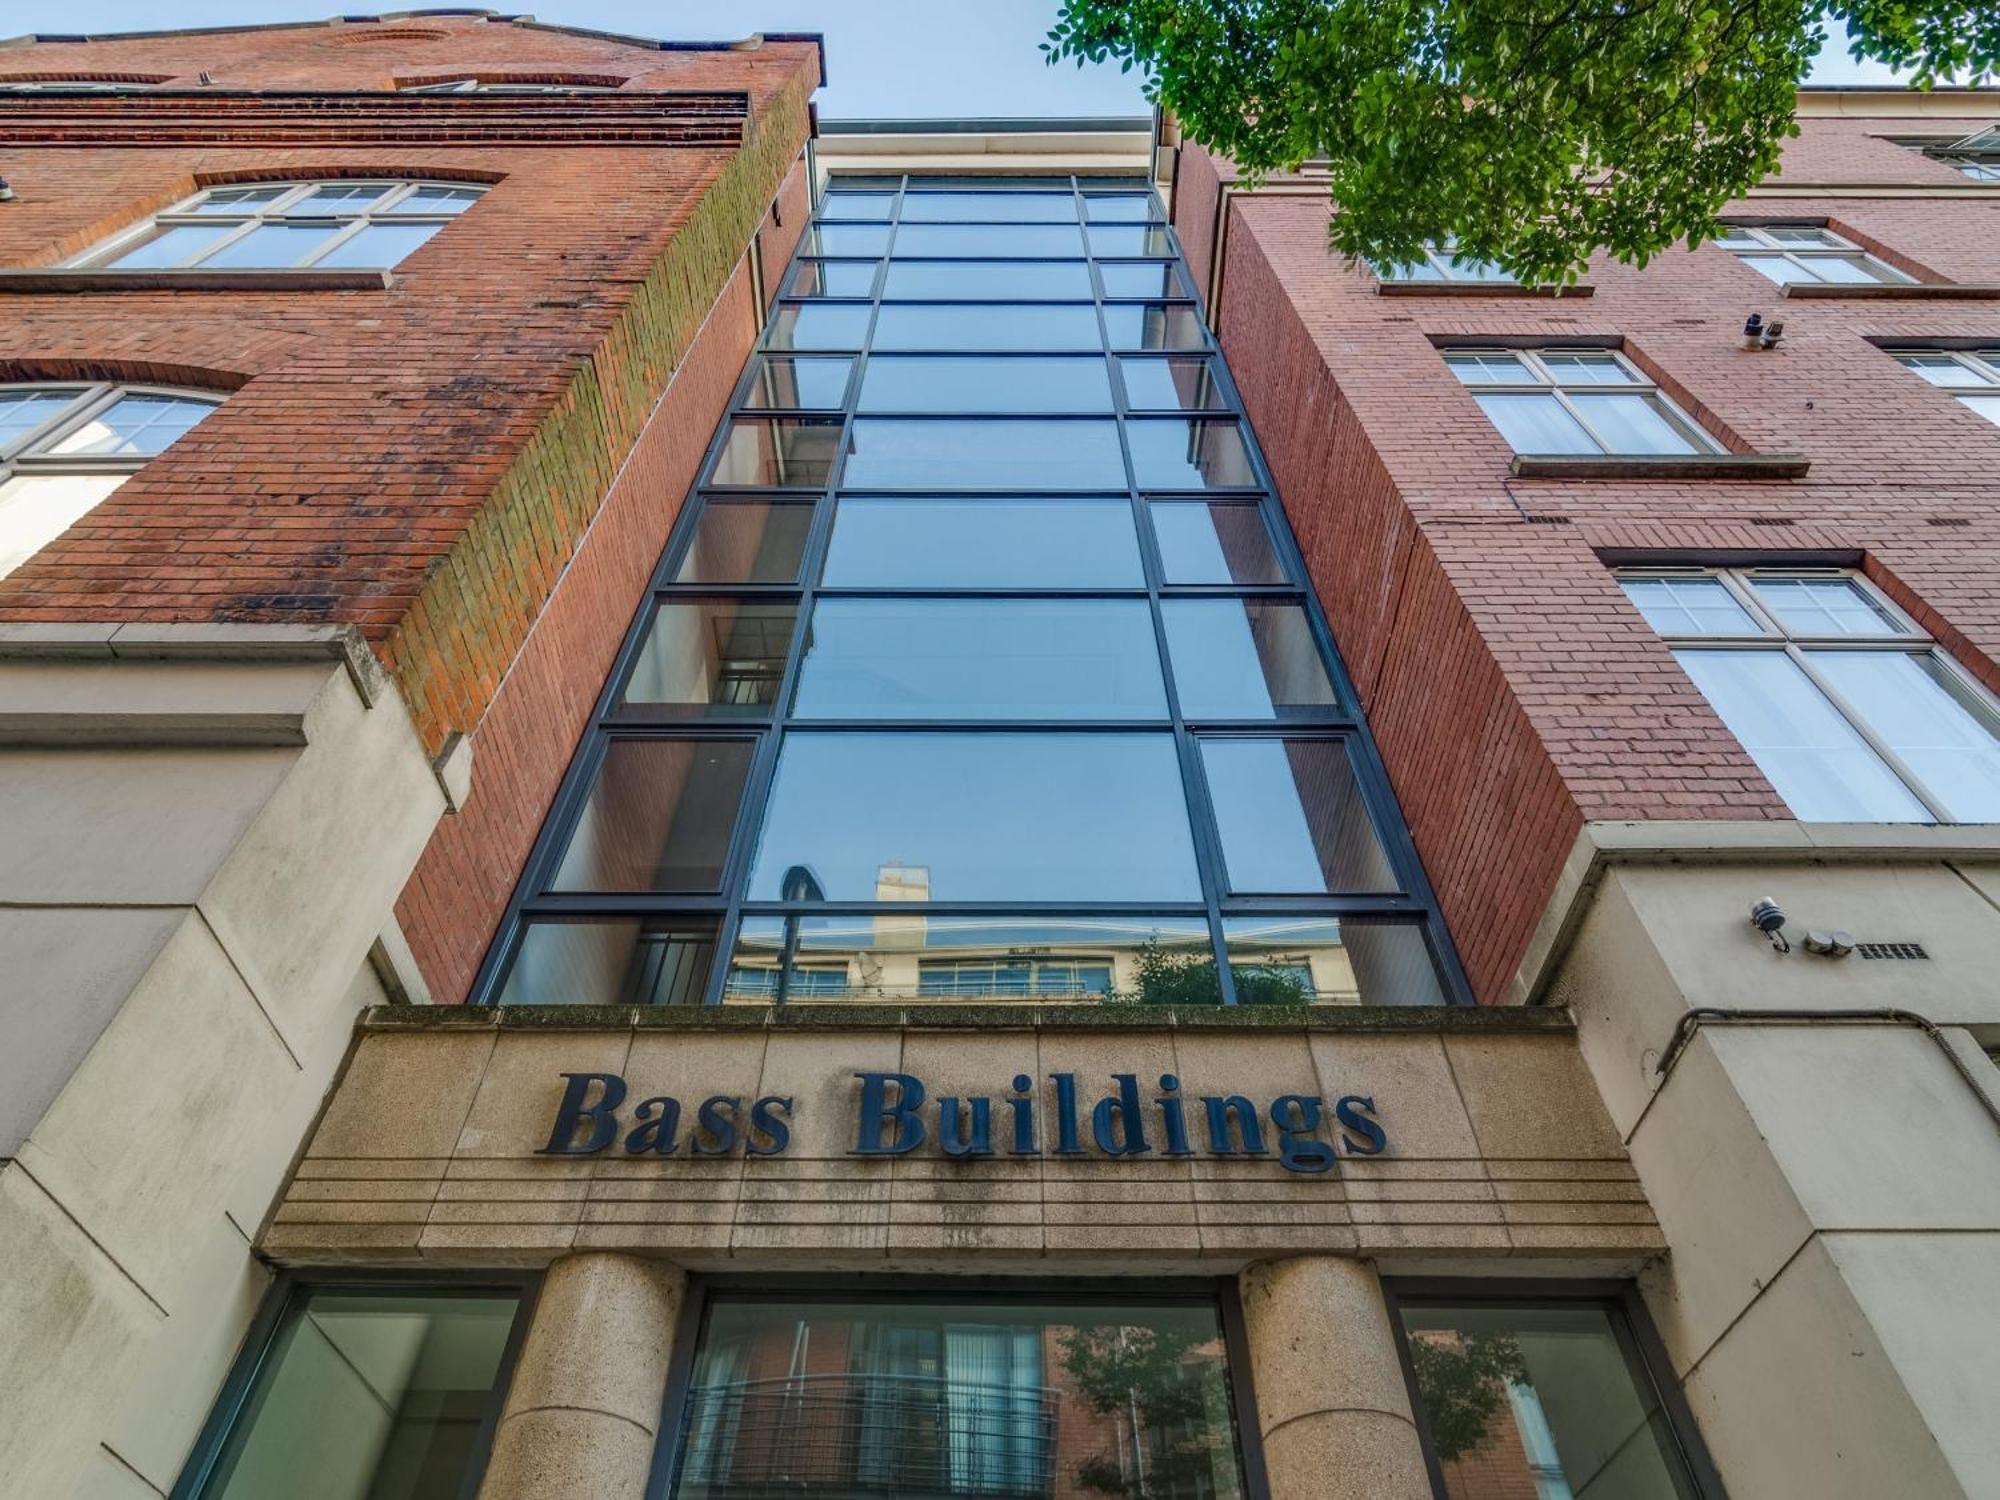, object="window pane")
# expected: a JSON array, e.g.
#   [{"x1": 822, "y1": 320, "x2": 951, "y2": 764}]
[
  {"x1": 47, "y1": 393, "x2": 216, "y2": 457},
  {"x1": 1152, "y1": 501, "x2": 1286, "y2": 584},
  {"x1": 1444, "y1": 351, "x2": 1534, "y2": 385},
  {"x1": 198, "y1": 222, "x2": 342, "y2": 269},
  {"x1": 1098, "y1": 261, "x2": 1189, "y2": 298},
  {"x1": 1399, "y1": 1301, "x2": 1704, "y2": 1500},
  {"x1": 803, "y1": 224, "x2": 892, "y2": 257},
  {"x1": 1471, "y1": 393, "x2": 1598, "y2": 454},
  {"x1": 190, "y1": 185, "x2": 291, "y2": 213},
  {"x1": 787, "y1": 260, "x2": 879, "y2": 298},
  {"x1": 1742, "y1": 254, "x2": 1813, "y2": 284},
  {"x1": 743, "y1": 354, "x2": 852, "y2": 410},
  {"x1": 383, "y1": 185, "x2": 482, "y2": 215},
  {"x1": 1620, "y1": 577, "x2": 1758, "y2": 635},
  {"x1": 1675, "y1": 649, "x2": 1930, "y2": 820},
  {"x1": 0, "y1": 472, "x2": 126, "y2": 580},
  {"x1": 1223, "y1": 916, "x2": 1446, "y2": 1006},
  {"x1": 824, "y1": 497, "x2": 1143, "y2": 588},
  {"x1": 1959, "y1": 393, "x2": 2000, "y2": 427},
  {"x1": 709, "y1": 419, "x2": 841, "y2": 487},
  {"x1": 1084, "y1": 193, "x2": 1164, "y2": 222},
  {"x1": 893, "y1": 223, "x2": 1085, "y2": 257},
  {"x1": 872, "y1": 304, "x2": 1103, "y2": 352},
  {"x1": 748, "y1": 732, "x2": 1200, "y2": 901},
  {"x1": 1377, "y1": 257, "x2": 1449, "y2": 282},
  {"x1": 899, "y1": 191, "x2": 1078, "y2": 222},
  {"x1": 818, "y1": 191, "x2": 895, "y2": 219},
  {"x1": 793, "y1": 599, "x2": 1166, "y2": 720},
  {"x1": 1810, "y1": 253, "x2": 1896, "y2": 284},
  {"x1": 497, "y1": 918, "x2": 716, "y2": 1005},
  {"x1": 1749, "y1": 576, "x2": 1904, "y2": 636},
  {"x1": 1121, "y1": 356, "x2": 1228, "y2": 410},
  {"x1": 726, "y1": 914, "x2": 1209, "y2": 1004},
  {"x1": 1896, "y1": 354, "x2": 1989, "y2": 388},
  {"x1": 674, "y1": 501, "x2": 813, "y2": 583},
  {"x1": 550, "y1": 738, "x2": 755, "y2": 891},
  {"x1": 1201, "y1": 737, "x2": 1399, "y2": 892},
  {"x1": 617, "y1": 600, "x2": 796, "y2": 718},
  {"x1": 1568, "y1": 393, "x2": 1701, "y2": 455},
  {"x1": 193, "y1": 1289, "x2": 520, "y2": 1500},
  {"x1": 1102, "y1": 303, "x2": 1207, "y2": 351},
  {"x1": 1438, "y1": 252, "x2": 1514, "y2": 282},
  {"x1": 1538, "y1": 351, "x2": 1639, "y2": 385},
  {"x1": 765, "y1": 303, "x2": 872, "y2": 351},
  {"x1": 1165, "y1": 600, "x2": 1338, "y2": 718},
  {"x1": 1128, "y1": 418, "x2": 1256, "y2": 488},
  {"x1": 312, "y1": 220, "x2": 445, "y2": 268},
  {"x1": 104, "y1": 221, "x2": 235, "y2": 269},
  {"x1": 859, "y1": 355, "x2": 1113, "y2": 413},
  {"x1": 1763, "y1": 225, "x2": 1842, "y2": 246},
  {"x1": 675, "y1": 1297, "x2": 1246, "y2": 1498},
  {"x1": 1087, "y1": 224, "x2": 1174, "y2": 256},
  {"x1": 0, "y1": 389, "x2": 84, "y2": 451},
  {"x1": 1807, "y1": 651, "x2": 2000, "y2": 821},
  {"x1": 842, "y1": 419, "x2": 1126, "y2": 488},
  {"x1": 882, "y1": 259, "x2": 1093, "y2": 299},
  {"x1": 296, "y1": 183, "x2": 396, "y2": 210}
]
